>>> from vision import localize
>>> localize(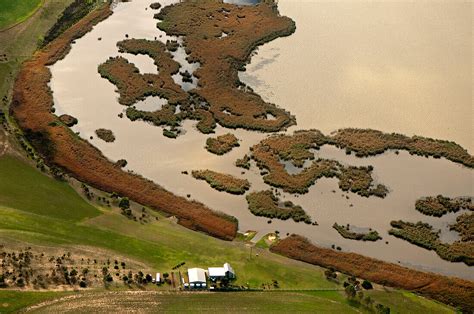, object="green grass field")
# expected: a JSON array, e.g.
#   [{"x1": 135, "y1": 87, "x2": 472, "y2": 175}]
[
  {"x1": 0, "y1": 156, "x2": 99, "y2": 220},
  {"x1": 0, "y1": 155, "x2": 456, "y2": 313},
  {"x1": 0, "y1": 0, "x2": 72, "y2": 117},
  {"x1": 0, "y1": 0, "x2": 43, "y2": 30}
]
